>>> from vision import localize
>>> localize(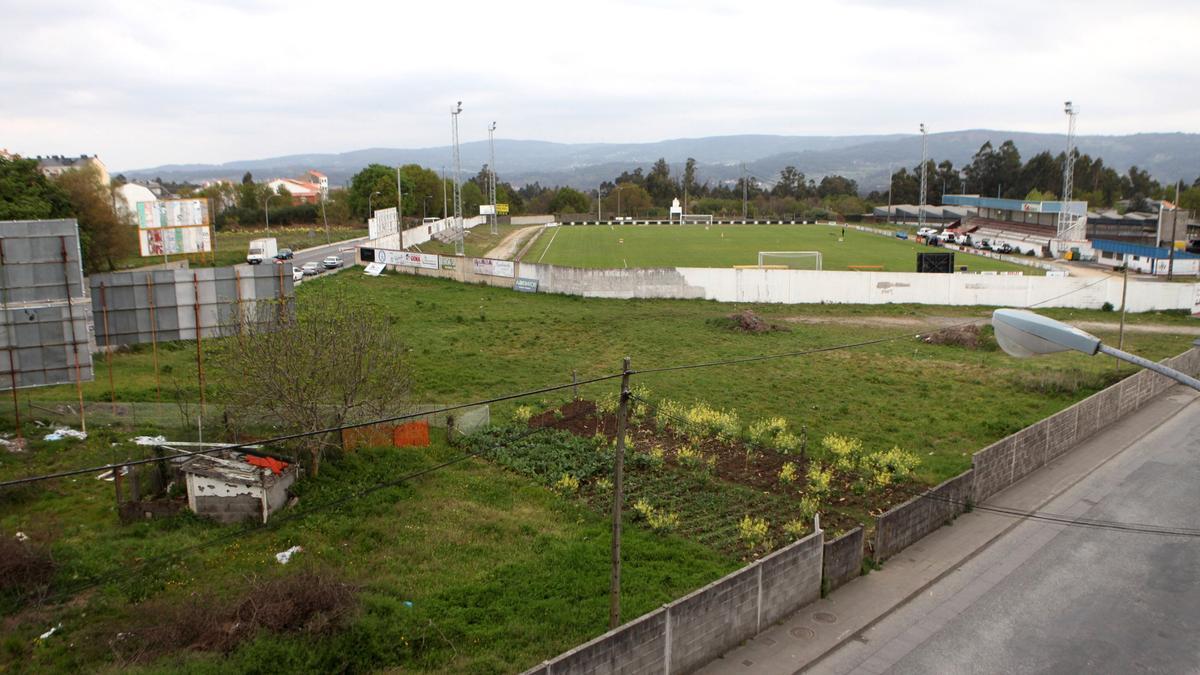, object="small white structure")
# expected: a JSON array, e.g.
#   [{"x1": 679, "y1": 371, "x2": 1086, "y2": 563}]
[
  {"x1": 669, "y1": 197, "x2": 684, "y2": 223},
  {"x1": 114, "y1": 183, "x2": 157, "y2": 223},
  {"x1": 180, "y1": 450, "x2": 297, "y2": 524}
]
